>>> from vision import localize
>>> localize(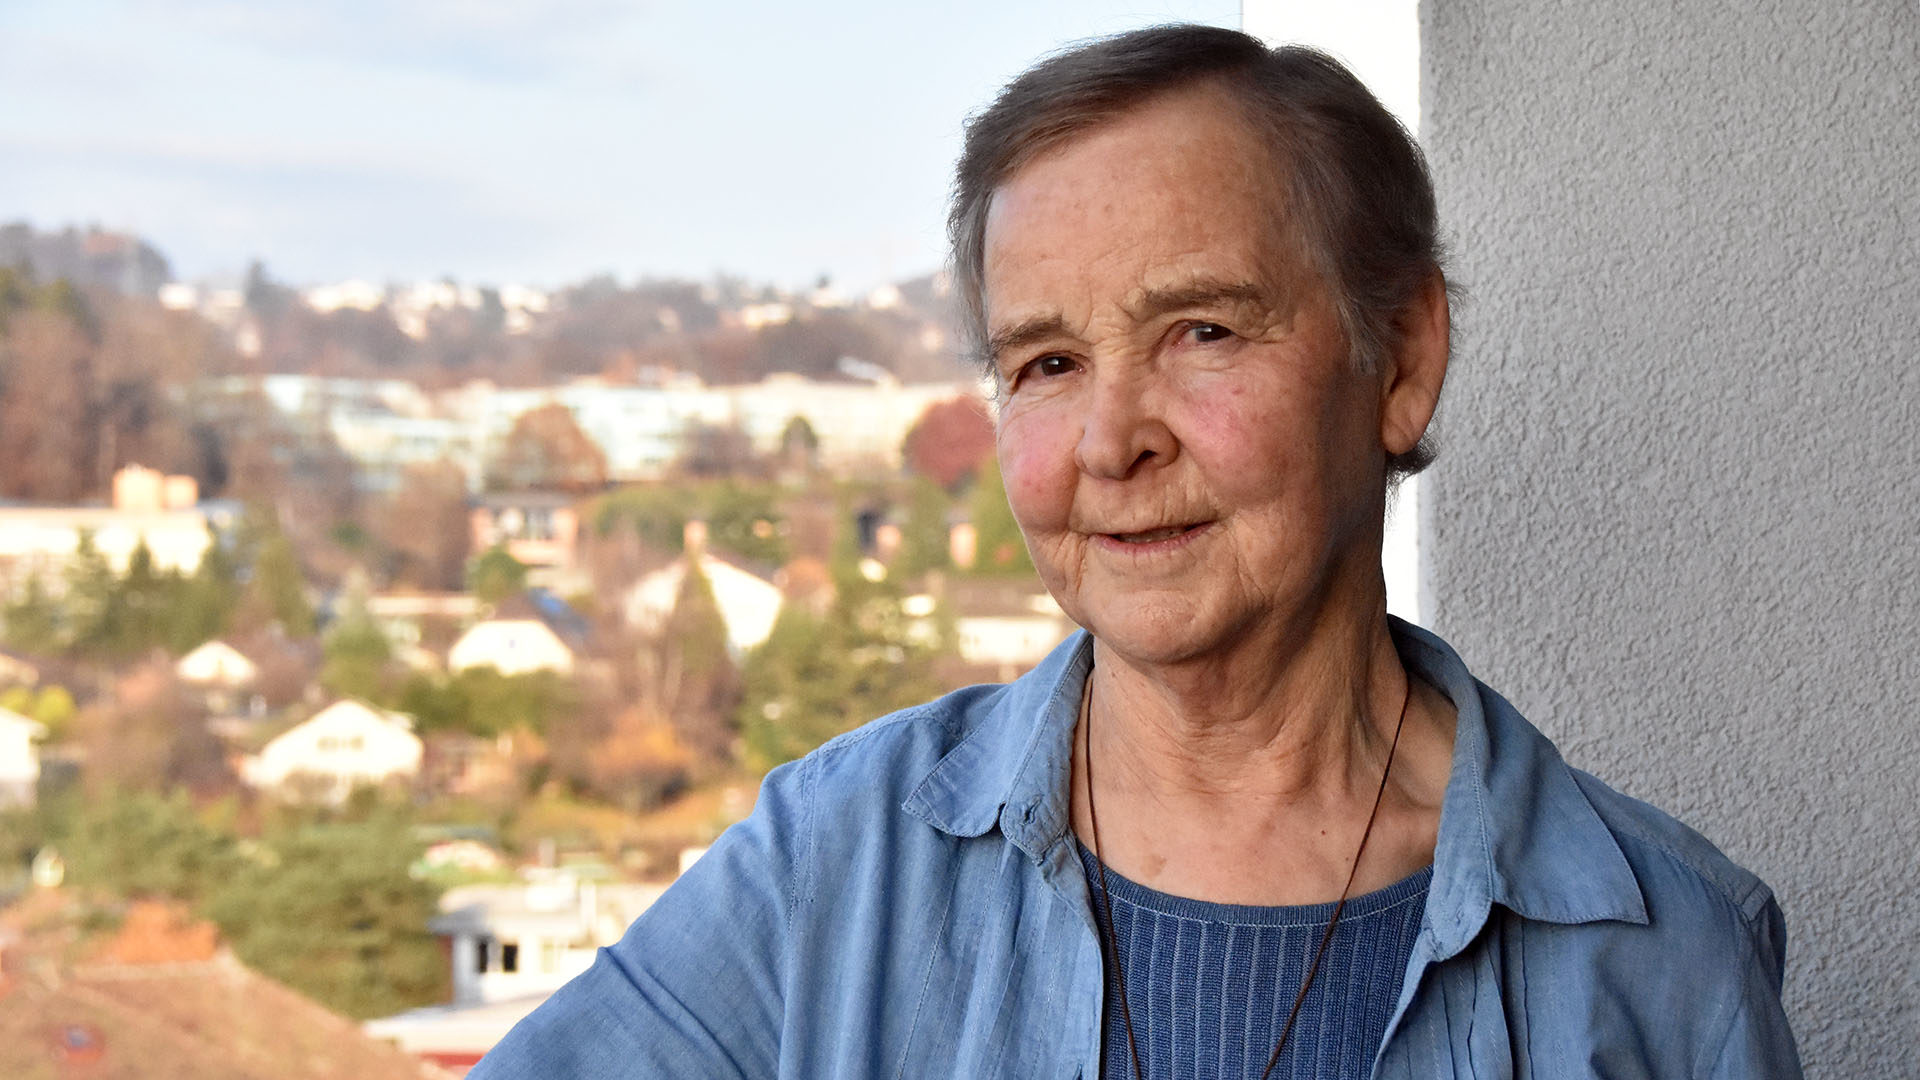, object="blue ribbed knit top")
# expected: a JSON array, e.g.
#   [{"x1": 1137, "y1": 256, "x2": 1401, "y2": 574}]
[{"x1": 1078, "y1": 843, "x2": 1430, "y2": 1080}]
